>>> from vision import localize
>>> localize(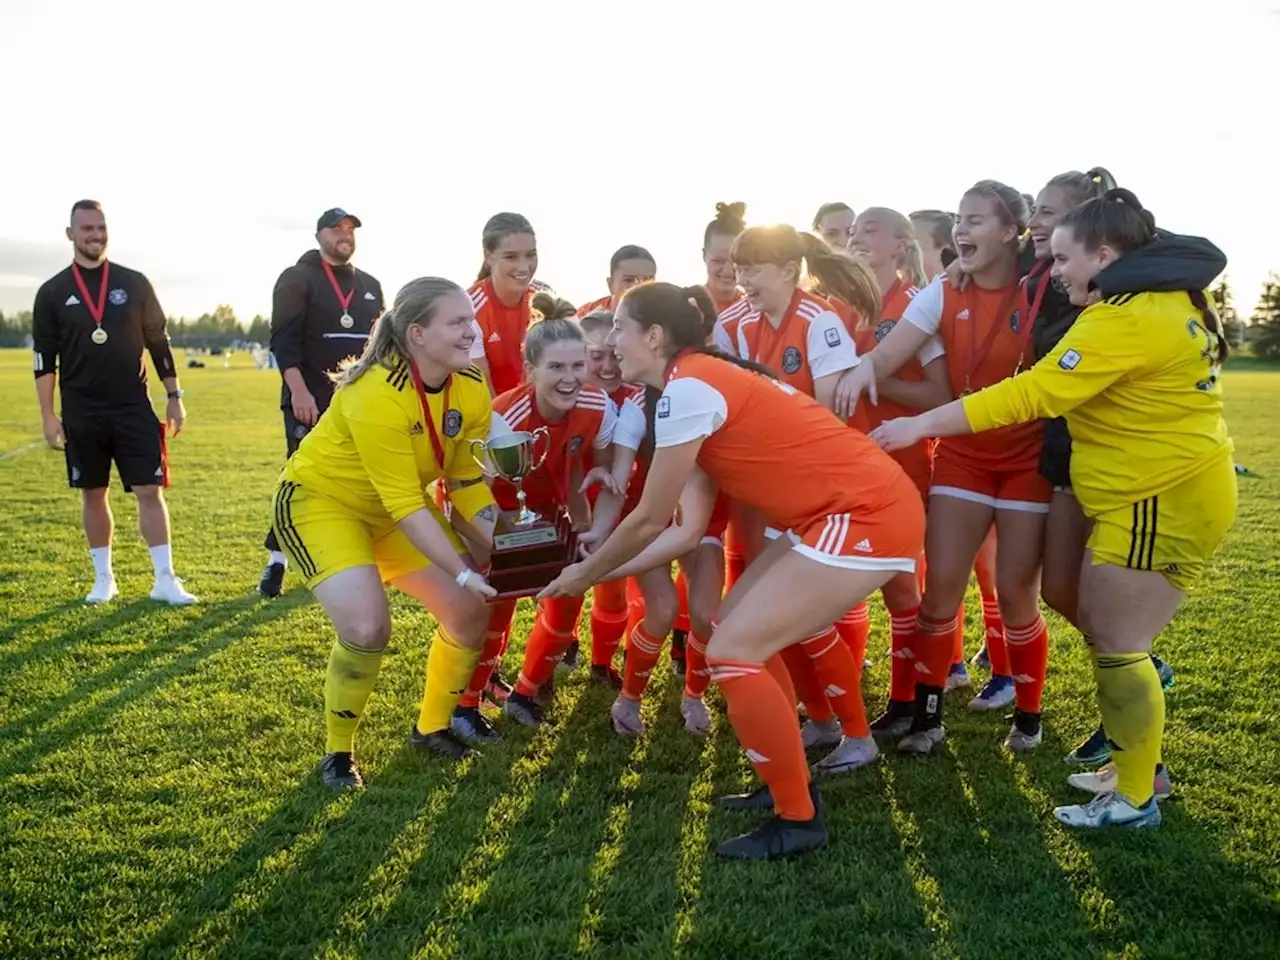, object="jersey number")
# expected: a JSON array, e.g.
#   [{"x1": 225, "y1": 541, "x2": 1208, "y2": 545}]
[{"x1": 1186, "y1": 318, "x2": 1222, "y2": 392}]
